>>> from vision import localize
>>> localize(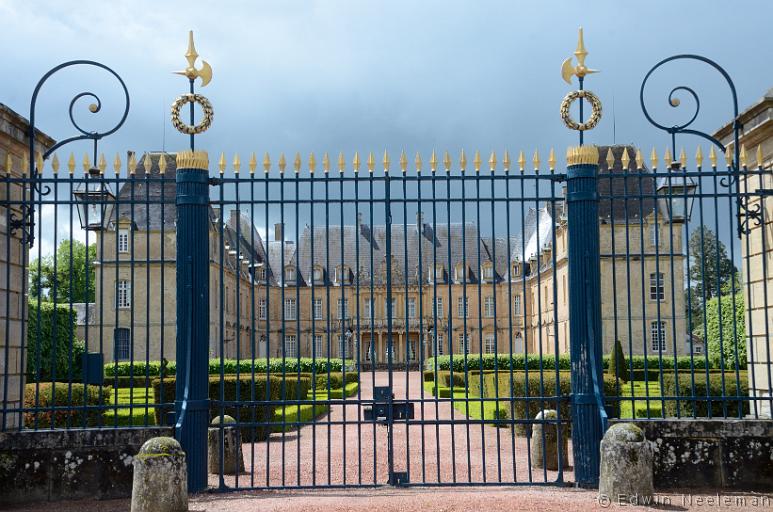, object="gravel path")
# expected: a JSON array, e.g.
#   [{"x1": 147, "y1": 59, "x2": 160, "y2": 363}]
[{"x1": 212, "y1": 371, "x2": 572, "y2": 489}]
